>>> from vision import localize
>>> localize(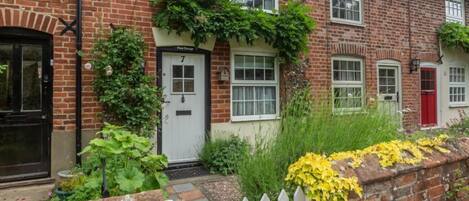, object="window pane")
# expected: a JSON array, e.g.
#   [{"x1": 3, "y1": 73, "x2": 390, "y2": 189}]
[
  {"x1": 264, "y1": 0, "x2": 274, "y2": 10},
  {"x1": 255, "y1": 56, "x2": 264, "y2": 68},
  {"x1": 235, "y1": 55, "x2": 244, "y2": 68},
  {"x1": 173, "y1": 65, "x2": 183, "y2": 78},
  {"x1": 233, "y1": 87, "x2": 244, "y2": 101},
  {"x1": 265, "y1": 69, "x2": 274, "y2": 80},
  {"x1": 245, "y1": 69, "x2": 255, "y2": 80},
  {"x1": 332, "y1": 0, "x2": 361, "y2": 22},
  {"x1": 173, "y1": 79, "x2": 183, "y2": 92},
  {"x1": 255, "y1": 69, "x2": 264, "y2": 80},
  {"x1": 334, "y1": 87, "x2": 362, "y2": 109},
  {"x1": 265, "y1": 87, "x2": 275, "y2": 99},
  {"x1": 22, "y1": 45, "x2": 42, "y2": 111},
  {"x1": 256, "y1": 101, "x2": 264, "y2": 115},
  {"x1": 254, "y1": 0, "x2": 262, "y2": 8},
  {"x1": 245, "y1": 87, "x2": 254, "y2": 100},
  {"x1": 333, "y1": 59, "x2": 361, "y2": 81},
  {"x1": 245, "y1": 101, "x2": 254, "y2": 115},
  {"x1": 0, "y1": 44, "x2": 13, "y2": 111},
  {"x1": 235, "y1": 69, "x2": 244, "y2": 80},
  {"x1": 184, "y1": 65, "x2": 194, "y2": 78},
  {"x1": 233, "y1": 102, "x2": 244, "y2": 116},
  {"x1": 265, "y1": 101, "x2": 276, "y2": 114},
  {"x1": 245, "y1": 56, "x2": 254, "y2": 68},
  {"x1": 184, "y1": 80, "x2": 194, "y2": 92},
  {"x1": 265, "y1": 57, "x2": 274, "y2": 68}
]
